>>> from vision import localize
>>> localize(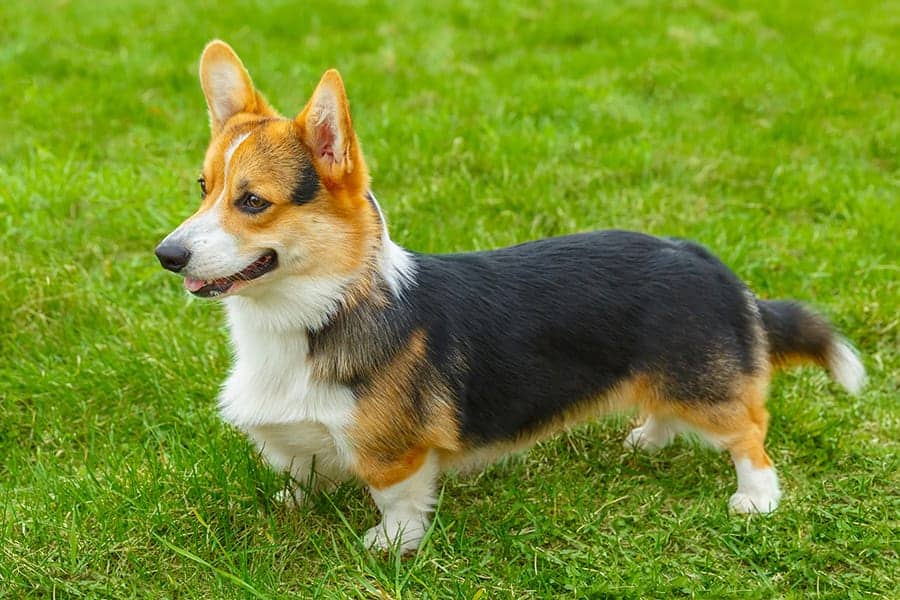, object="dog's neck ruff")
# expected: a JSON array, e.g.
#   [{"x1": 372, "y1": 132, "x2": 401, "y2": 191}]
[{"x1": 367, "y1": 191, "x2": 415, "y2": 300}]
